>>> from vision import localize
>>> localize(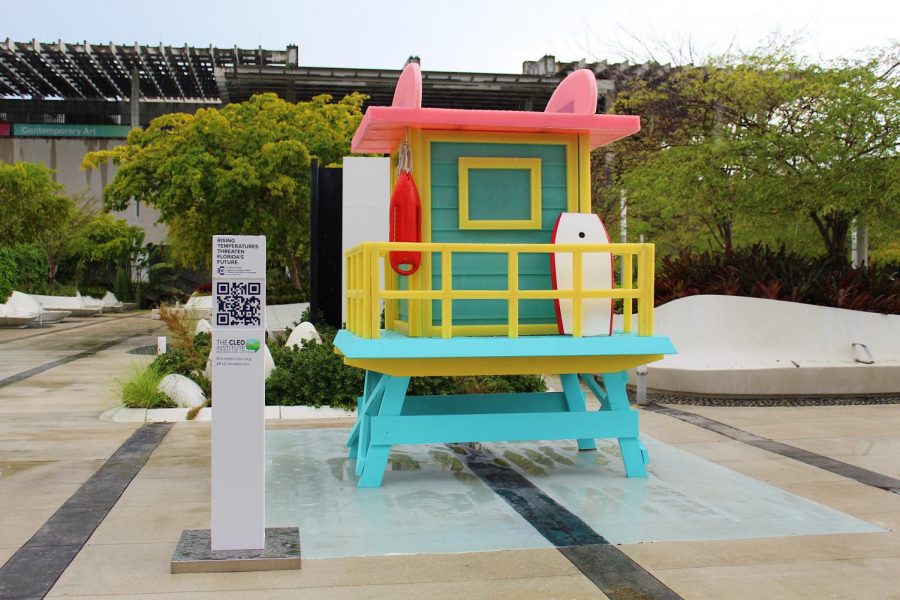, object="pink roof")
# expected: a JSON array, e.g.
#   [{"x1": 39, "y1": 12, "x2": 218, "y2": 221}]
[{"x1": 351, "y1": 64, "x2": 641, "y2": 154}]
